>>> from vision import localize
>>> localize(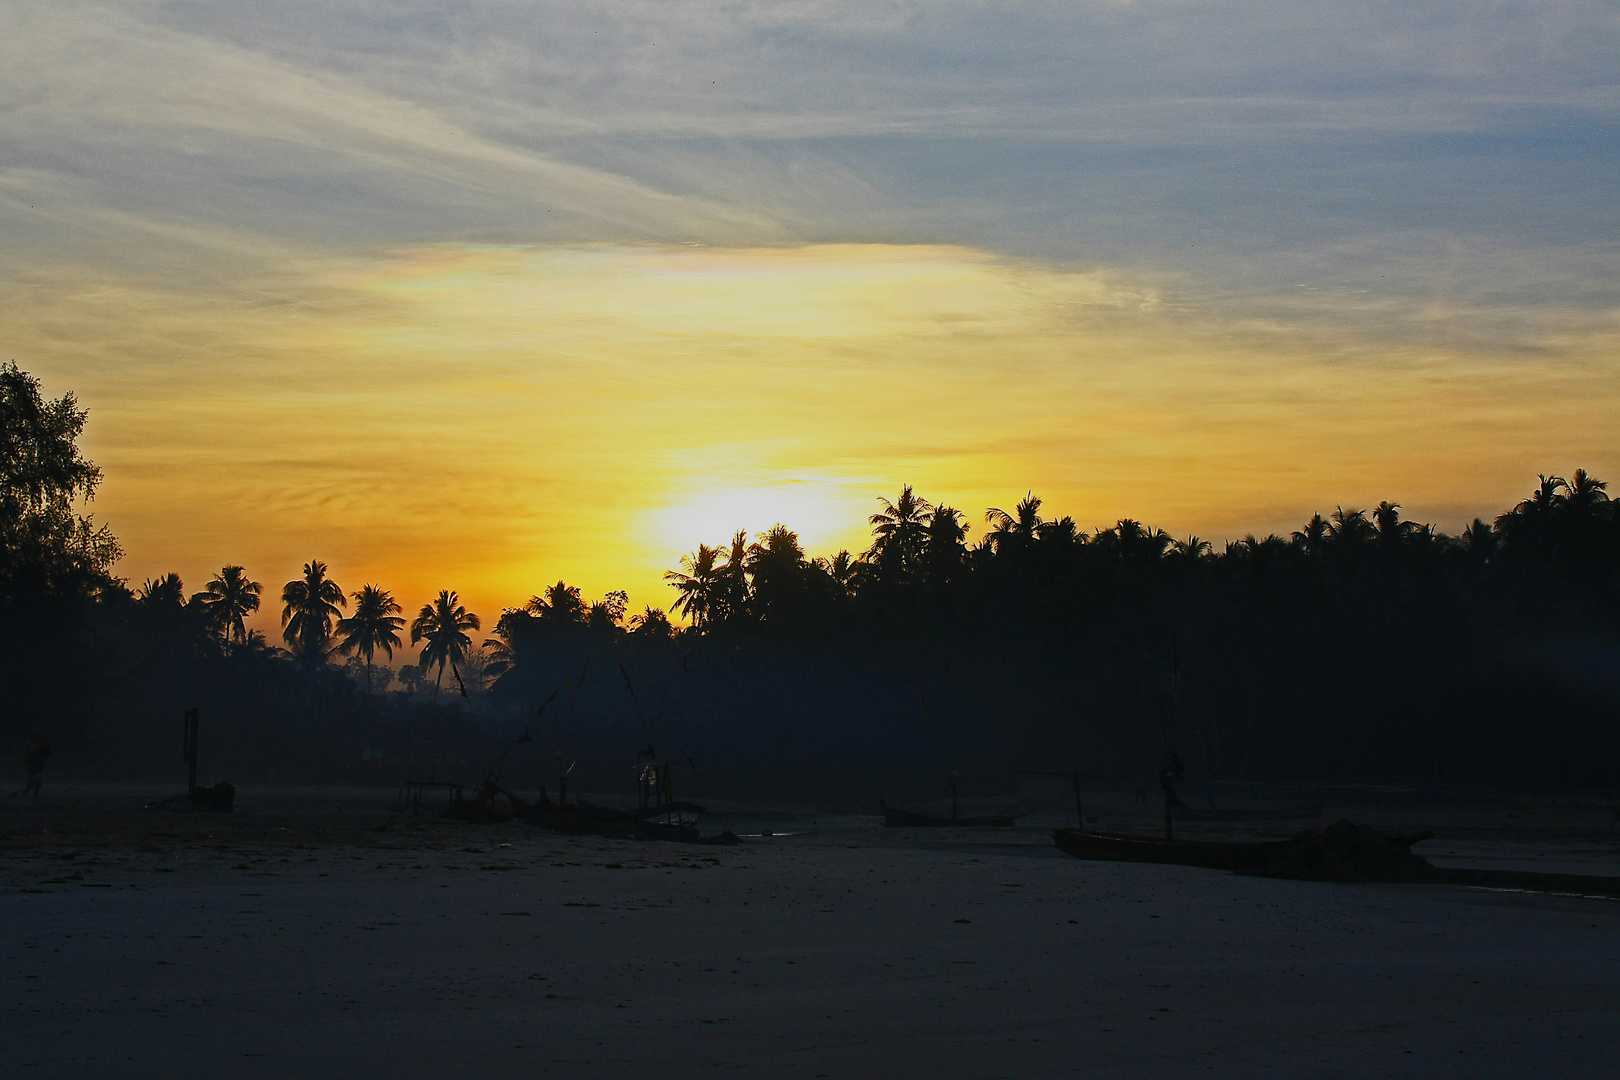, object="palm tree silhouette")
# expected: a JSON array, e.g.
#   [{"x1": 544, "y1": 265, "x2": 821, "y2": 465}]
[
  {"x1": 281, "y1": 560, "x2": 346, "y2": 660},
  {"x1": 526, "y1": 581, "x2": 587, "y2": 624},
  {"x1": 628, "y1": 606, "x2": 674, "y2": 639},
  {"x1": 335, "y1": 584, "x2": 404, "y2": 691},
  {"x1": 717, "y1": 530, "x2": 751, "y2": 617},
  {"x1": 1170, "y1": 536, "x2": 1211, "y2": 562},
  {"x1": 410, "y1": 589, "x2": 480, "y2": 700},
  {"x1": 137, "y1": 573, "x2": 186, "y2": 609},
  {"x1": 198, "y1": 566, "x2": 261, "y2": 655},
  {"x1": 984, "y1": 493, "x2": 1043, "y2": 555},
  {"x1": 666, "y1": 543, "x2": 722, "y2": 627},
  {"x1": 869, "y1": 485, "x2": 933, "y2": 575},
  {"x1": 1328, "y1": 507, "x2": 1375, "y2": 547},
  {"x1": 1563, "y1": 468, "x2": 1608, "y2": 517},
  {"x1": 1291, "y1": 513, "x2": 1329, "y2": 555}
]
